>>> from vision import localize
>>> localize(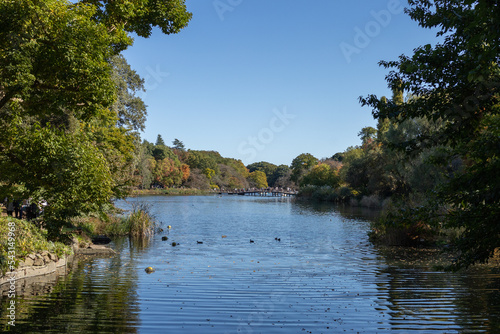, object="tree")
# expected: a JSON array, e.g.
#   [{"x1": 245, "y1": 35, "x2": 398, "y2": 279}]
[
  {"x1": 152, "y1": 145, "x2": 175, "y2": 161},
  {"x1": 203, "y1": 168, "x2": 216, "y2": 180},
  {"x1": 0, "y1": 0, "x2": 191, "y2": 237},
  {"x1": 110, "y1": 55, "x2": 147, "y2": 132},
  {"x1": 291, "y1": 153, "x2": 319, "y2": 183},
  {"x1": 0, "y1": 0, "x2": 119, "y2": 120},
  {"x1": 172, "y1": 138, "x2": 185, "y2": 151},
  {"x1": 358, "y1": 127, "x2": 377, "y2": 146},
  {"x1": 186, "y1": 150, "x2": 220, "y2": 173},
  {"x1": 360, "y1": 0, "x2": 500, "y2": 269},
  {"x1": 269, "y1": 164, "x2": 291, "y2": 187},
  {"x1": 247, "y1": 161, "x2": 278, "y2": 186},
  {"x1": 180, "y1": 164, "x2": 190, "y2": 183},
  {"x1": 248, "y1": 171, "x2": 268, "y2": 189},
  {"x1": 0, "y1": 124, "x2": 114, "y2": 238},
  {"x1": 331, "y1": 152, "x2": 345, "y2": 162},
  {"x1": 301, "y1": 164, "x2": 340, "y2": 188},
  {"x1": 79, "y1": 0, "x2": 192, "y2": 40},
  {"x1": 155, "y1": 134, "x2": 166, "y2": 146}
]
